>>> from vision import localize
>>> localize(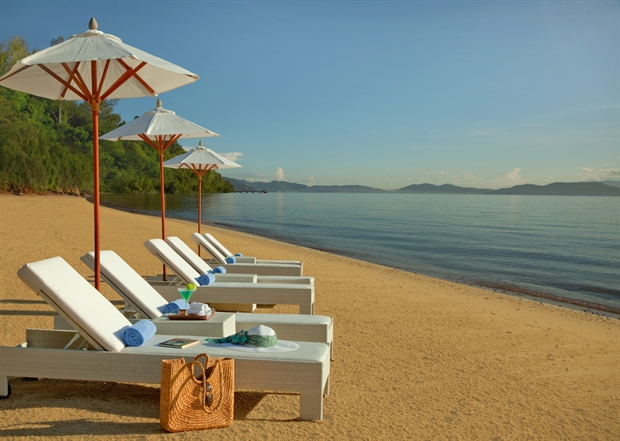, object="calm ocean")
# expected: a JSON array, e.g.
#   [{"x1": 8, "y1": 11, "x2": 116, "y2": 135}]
[{"x1": 101, "y1": 193, "x2": 620, "y2": 311}]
